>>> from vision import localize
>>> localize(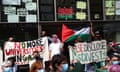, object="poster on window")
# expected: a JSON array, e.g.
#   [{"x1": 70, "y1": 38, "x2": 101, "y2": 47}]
[
  {"x1": 116, "y1": 9, "x2": 120, "y2": 15},
  {"x1": 25, "y1": 2, "x2": 37, "y2": 11},
  {"x1": 76, "y1": 1, "x2": 86, "y2": 9},
  {"x1": 4, "y1": 7, "x2": 16, "y2": 15},
  {"x1": 17, "y1": 8, "x2": 28, "y2": 16},
  {"x1": 7, "y1": 15, "x2": 19, "y2": 22},
  {"x1": 22, "y1": 0, "x2": 32, "y2": 3},
  {"x1": 2, "y1": 0, "x2": 21, "y2": 5},
  {"x1": 76, "y1": 12, "x2": 86, "y2": 20},
  {"x1": 106, "y1": 8, "x2": 115, "y2": 15},
  {"x1": 116, "y1": 1, "x2": 120, "y2": 8},
  {"x1": 105, "y1": 1, "x2": 114, "y2": 7},
  {"x1": 26, "y1": 15, "x2": 37, "y2": 22}
]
